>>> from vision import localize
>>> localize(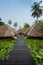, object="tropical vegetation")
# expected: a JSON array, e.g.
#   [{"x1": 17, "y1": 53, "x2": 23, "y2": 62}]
[
  {"x1": 23, "y1": 23, "x2": 30, "y2": 31},
  {"x1": 31, "y1": 2, "x2": 42, "y2": 20},
  {"x1": 25, "y1": 38, "x2": 43, "y2": 65},
  {"x1": 0, "y1": 38, "x2": 16, "y2": 60},
  {"x1": 38, "y1": 20, "x2": 43, "y2": 28},
  {"x1": 14, "y1": 22, "x2": 18, "y2": 29},
  {"x1": 8, "y1": 20, "x2": 12, "y2": 25},
  {"x1": 0, "y1": 18, "x2": 5, "y2": 27}
]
